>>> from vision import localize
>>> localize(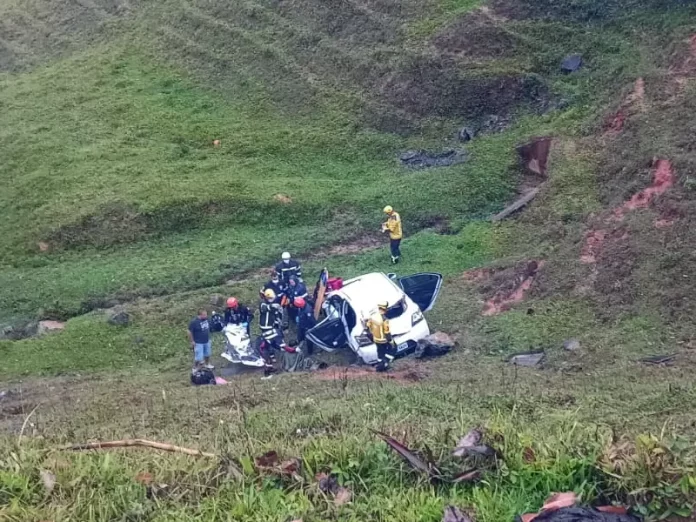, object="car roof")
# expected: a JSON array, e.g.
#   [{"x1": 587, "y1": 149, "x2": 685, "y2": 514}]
[{"x1": 334, "y1": 273, "x2": 405, "y2": 314}]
